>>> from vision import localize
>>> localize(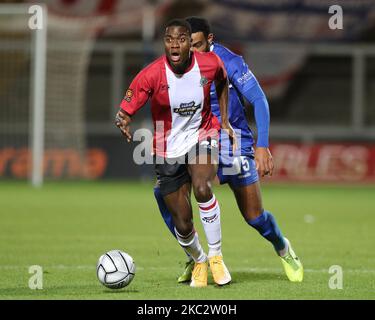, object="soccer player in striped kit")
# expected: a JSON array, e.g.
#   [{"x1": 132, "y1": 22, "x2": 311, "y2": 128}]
[
  {"x1": 115, "y1": 19, "x2": 236, "y2": 287},
  {"x1": 154, "y1": 17, "x2": 303, "y2": 285}
]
